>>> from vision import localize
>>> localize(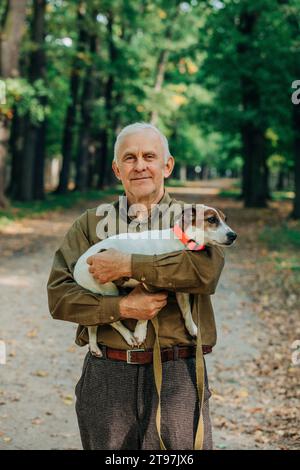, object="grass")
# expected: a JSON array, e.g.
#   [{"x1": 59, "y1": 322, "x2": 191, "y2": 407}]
[
  {"x1": 0, "y1": 187, "x2": 124, "y2": 228},
  {"x1": 259, "y1": 223, "x2": 300, "y2": 251},
  {"x1": 219, "y1": 189, "x2": 295, "y2": 201},
  {"x1": 259, "y1": 222, "x2": 300, "y2": 272}
]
